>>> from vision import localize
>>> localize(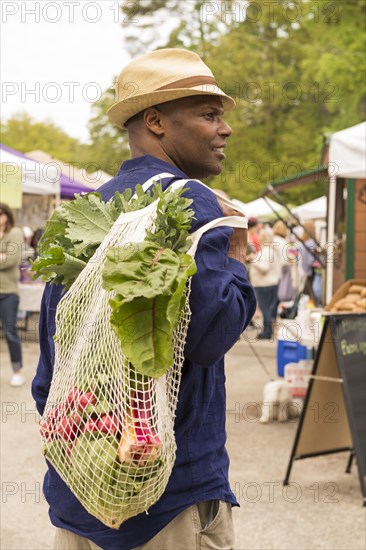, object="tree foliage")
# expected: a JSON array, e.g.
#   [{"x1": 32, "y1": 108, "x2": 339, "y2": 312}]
[
  {"x1": 1, "y1": 108, "x2": 129, "y2": 178},
  {"x1": 118, "y1": 0, "x2": 366, "y2": 203},
  {"x1": 1, "y1": 113, "x2": 84, "y2": 160},
  {"x1": 120, "y1": 0, "x2": 227, "y2": 57},
  {"x1": 87, "y1": 85, "x2": 130, "y2": 177}
]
